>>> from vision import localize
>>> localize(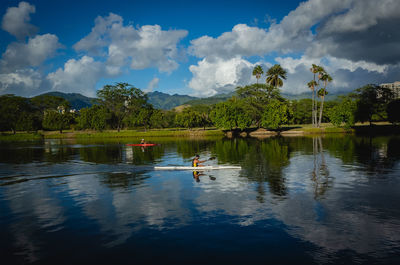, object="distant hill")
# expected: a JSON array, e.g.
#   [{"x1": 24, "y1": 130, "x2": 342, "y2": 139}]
[
  {"x1": 35, "y1": 92, "x2": 96, "y2": 110},
  {"x1": 147, "y1": 91, "x2": 197, "y2": 110},
  {"x1": 31, "y1": 90, "x2": 350, "y2": 111},
  {"x1": 185, "y1": 91, "x2": 235, "y2": 106},
  {"x1": 32, "y1": 91, "x2": 196, "y2": 110}
]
